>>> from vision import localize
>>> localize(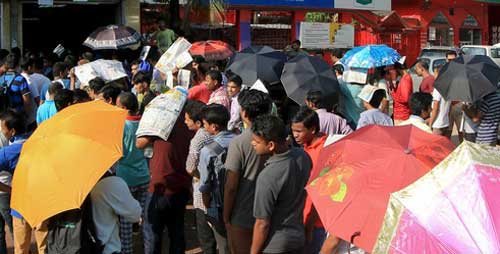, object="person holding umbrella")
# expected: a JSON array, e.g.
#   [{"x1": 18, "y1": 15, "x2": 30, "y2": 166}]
[{"x1": 463, "y1": 91, "x2": 500, "y2": 146}]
